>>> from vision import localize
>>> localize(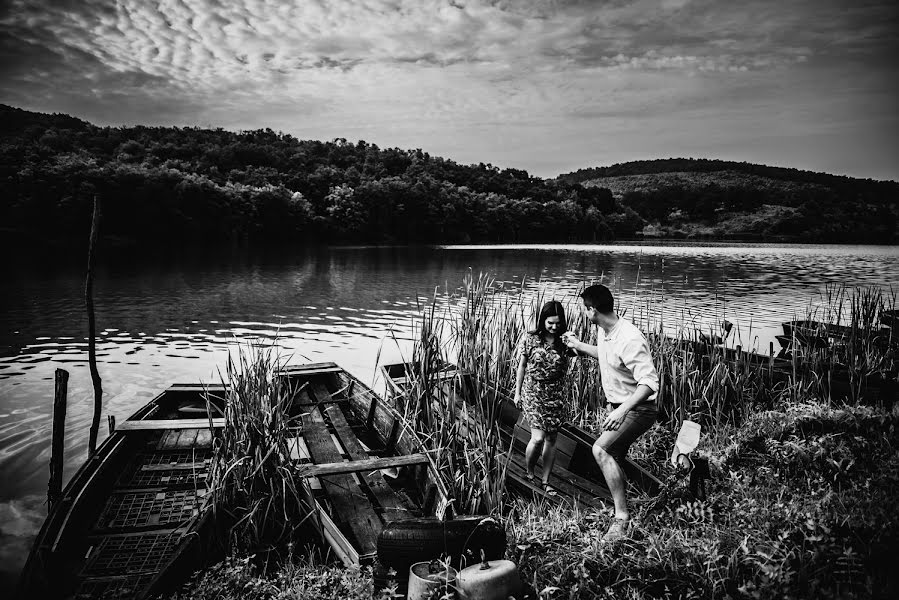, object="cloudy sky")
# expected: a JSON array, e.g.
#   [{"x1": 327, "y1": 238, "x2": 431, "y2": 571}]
[{"x1": 2, "y1": 0, "x2": 897, "y2": 180}]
